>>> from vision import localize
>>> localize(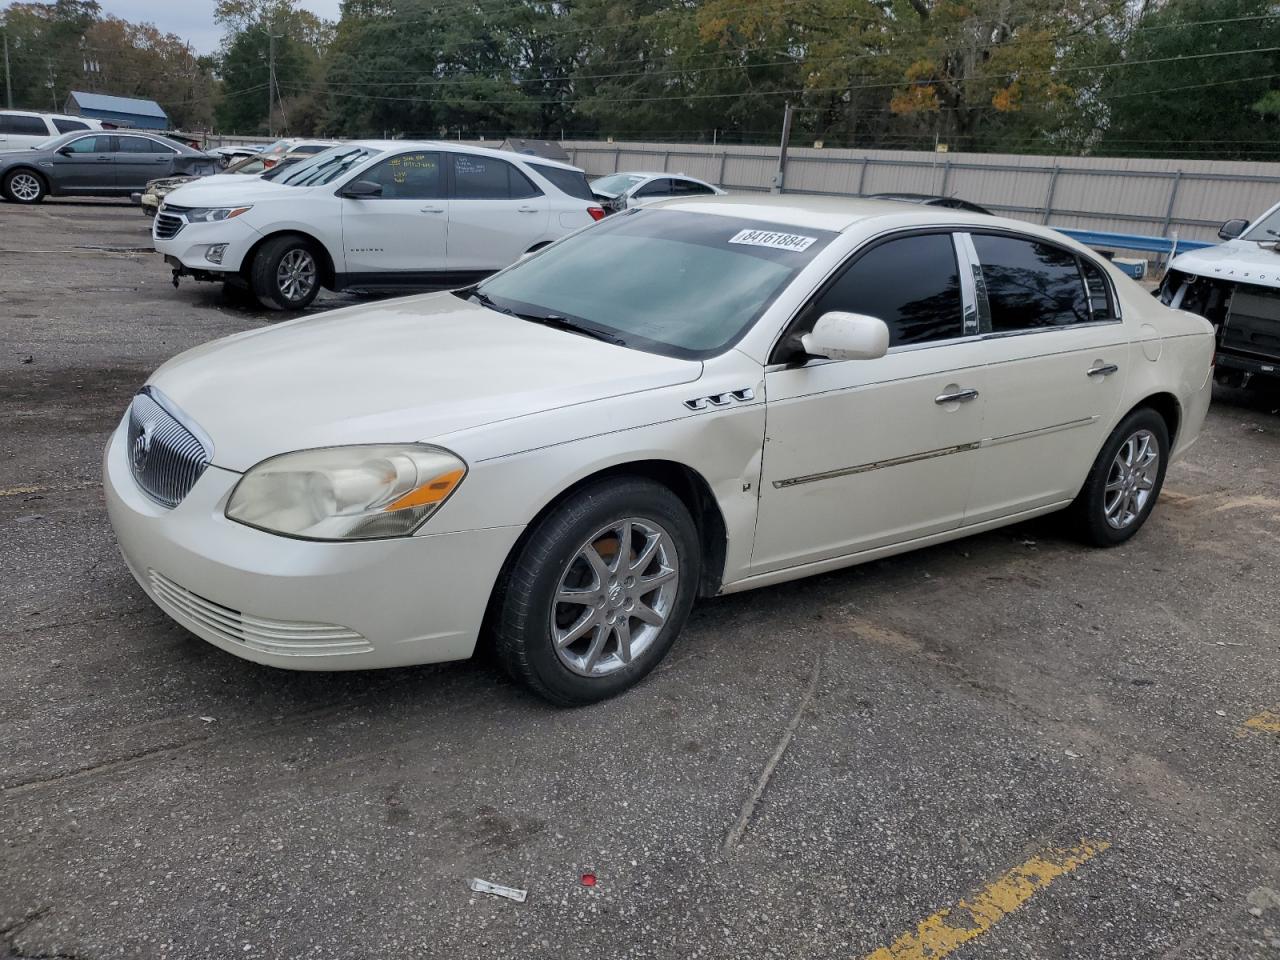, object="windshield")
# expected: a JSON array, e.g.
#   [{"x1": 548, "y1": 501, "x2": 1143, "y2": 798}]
[
  {"x1": 274, "y1": 145, "x2": 382, "y2": 187},
  {"x1": 33, "y1": 132, "x2": 78, "y2": 151},
  {"x1": 1242, "y1": 204, "x2": 1280, "y2": 242},
  {"x1": 473, "y1": 209, "x2": 835, "y2": 358},
  {"x1": 591, "y1": 174, "x2": 645, "y2": 197}
]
